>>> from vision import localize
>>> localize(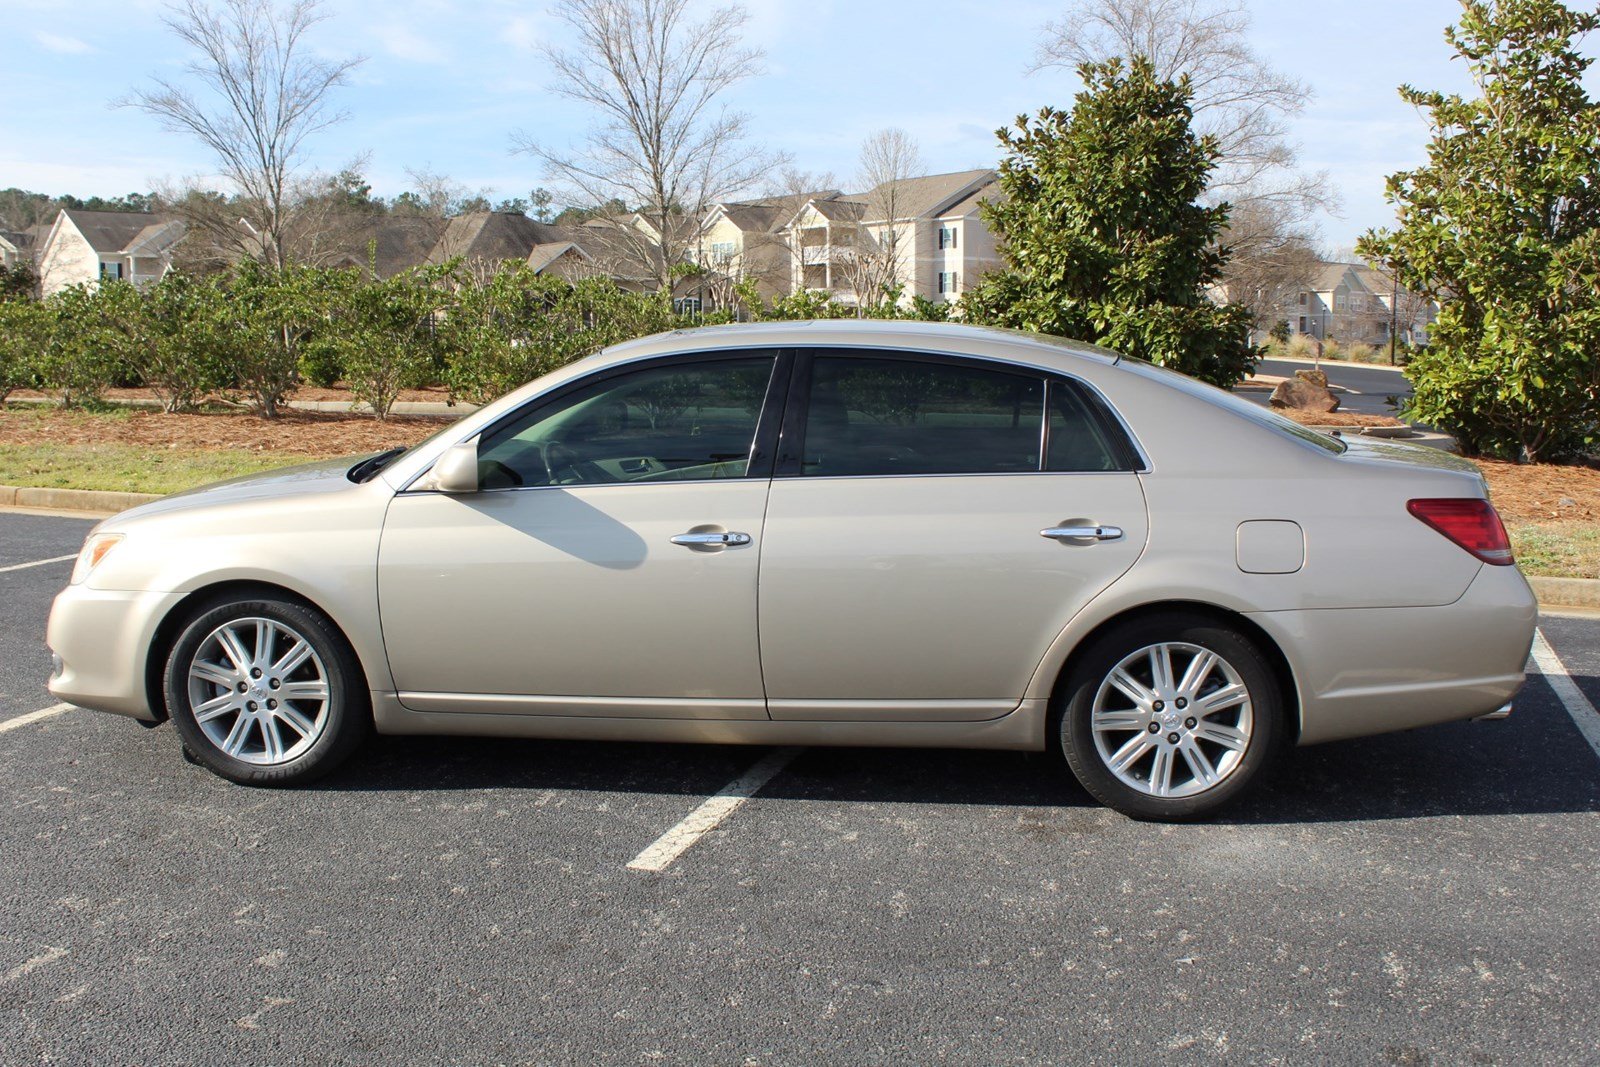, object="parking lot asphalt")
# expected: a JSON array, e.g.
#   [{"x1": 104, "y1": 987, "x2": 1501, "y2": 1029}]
[{"x1": 2, "y1": 509, "x2": 1598, "y2": 1065}]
